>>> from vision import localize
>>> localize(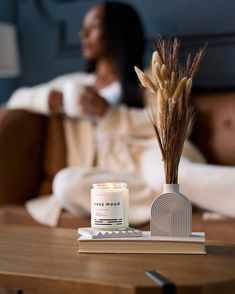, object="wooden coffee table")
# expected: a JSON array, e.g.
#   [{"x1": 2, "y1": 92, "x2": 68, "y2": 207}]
[{"x1": 0, "y1": 225, "x2": 235, "y2": 294}]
